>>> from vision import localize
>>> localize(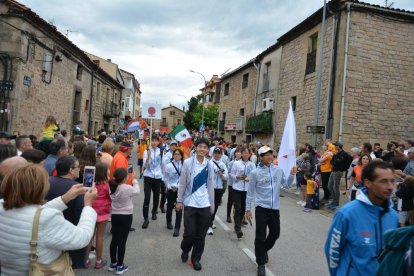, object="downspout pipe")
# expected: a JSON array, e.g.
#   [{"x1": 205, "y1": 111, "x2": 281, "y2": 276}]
[
  {"x1": 338, "y1": 3, "x2": 351, "y2": 143},
  {"x1": 253, "y1": 59, "x2": 261, "y2": 116}
]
